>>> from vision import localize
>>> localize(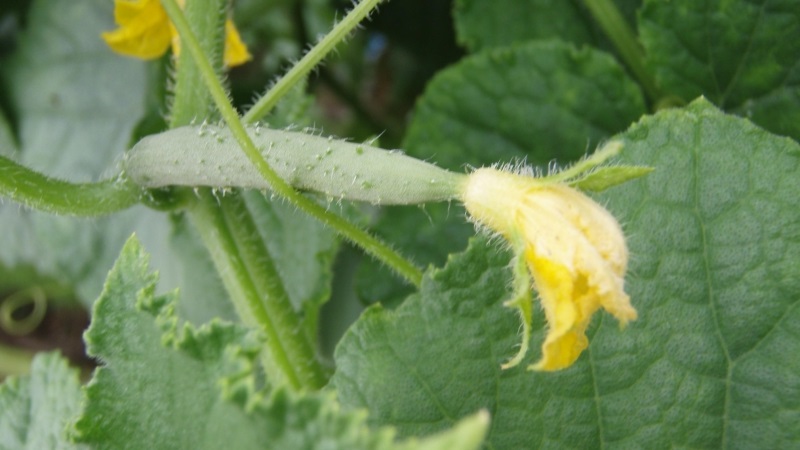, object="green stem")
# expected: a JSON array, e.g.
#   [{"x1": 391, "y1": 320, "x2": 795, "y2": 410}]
[
  {"x1": 242, "y1": 0, "x2": 385, "y2": 124},
  {"x1": 164, "y1": 0, "x2": 326, "y2": 389},
  {"x1": 162, "y1": 0, "x2": 423, "y2": 286},
  {"x1": 0, "y1": 155, "x2": 140, "y2": 216},
  {"x1": 583, "y1": 0, "x2": 660, "y2": 102},
  {"x1": 187, "y1": 190, "x2": 325, "y2": 389},
  {"x1": 168, "y1": 0, "x2": 227, "y2": 125}
]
